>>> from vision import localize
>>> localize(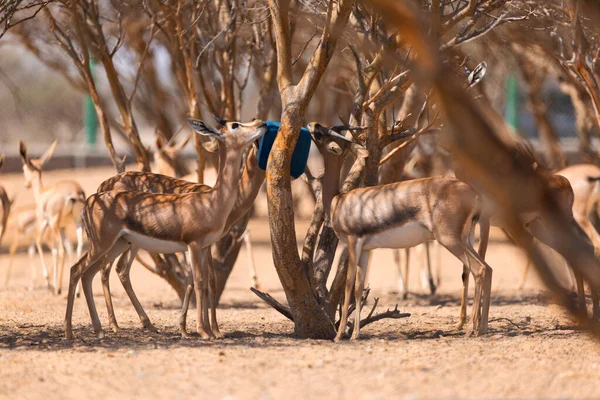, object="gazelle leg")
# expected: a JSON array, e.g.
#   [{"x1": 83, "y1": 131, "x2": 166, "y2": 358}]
[
  {"x1": 244, "y1": 230, "x2": 260, "y2": 289},
  {"x1": 75, "y1": 224, "x2": 85, "y2": 297},
  {"x1": 423, "y1": 242, "x2": 437, "y2": 295},
  {"x1": 53, "y1": 223, "x2": 67, "y2": 295},
  {"x1": 36, "y1": 223, "x2": 51, "y2": 290},
  {"x1": 65, "y1": 253, "x2": 88, "y2": 340},
  {"x1": 81, "y1": 258, "x2": 106, "y2": 338},
  {"x1": 75, "y1": 224, "x2": 84, "y2": 259},
  {"x1": 116, "y1": 246, "x2": 157, "y2": 332},
  {"x1": 62, "y1": 228, "x2": 74, "y2": 265},
  {"x1": 456, "y1": 264, "x2": 470, "y2": 330},
  {"x1": 189, "y1": 244, "x2": 211, "y2": 339},
  {"x1": 440, "y1": 220, "x2": 492, "y2": 336},
  {"x1": 4, "y1": 233, "x2": 21, "y2": 287},
  {"x1": 205, "y1": 250, "x2": 222, "y2": 338},
  {"x1": 28, "y1": 243, "x2": 36, "y2": 290},
  {"x1": 101, "y1": 258, "x2": 118, "y2": 333},
  {"x1": 66, "y1": 239, "x2": 129, "y2": 340},
  {"x1": 574, "y1": 270, "x2": 587, "y2": 317},
  {"x1": 200, "y1": 251, "x2": 213, "y2": 338},
  {"x1": 592, "y1": 288, "x2": 600, "y2": 322},
  {"x1": 179, "y1": 277, "x2": 194, "y2": 338},
  {"x1": 335, "y1": 236, "x2": 359, "y2": 342},
  {"x1": 434, "y1": 241, "x2": 442, "y2": 288},
  {"x1": 350, "y1": 248, "x2": 370, "y2": 341},
  {"x1": 393, "y1": 249, "x2": 406, "y2": 298}
]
